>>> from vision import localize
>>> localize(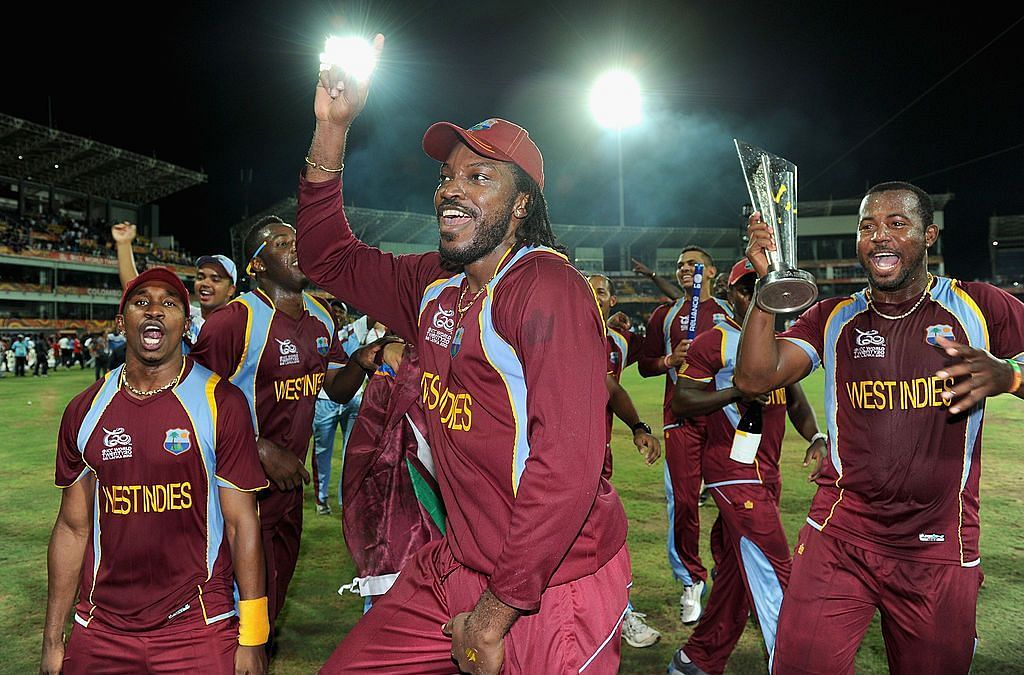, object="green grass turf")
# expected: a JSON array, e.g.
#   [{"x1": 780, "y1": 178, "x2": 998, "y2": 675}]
[{"x1": 2, "y1": 365, "x2": 1022, "y2": 673}]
